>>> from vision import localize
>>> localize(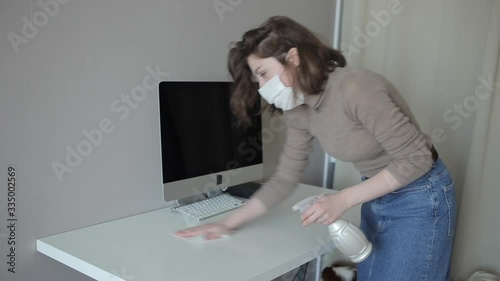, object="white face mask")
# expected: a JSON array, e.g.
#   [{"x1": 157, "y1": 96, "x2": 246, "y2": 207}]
[{"x1": 258, "y1": 74, "x2": 305, "y2": 110}]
